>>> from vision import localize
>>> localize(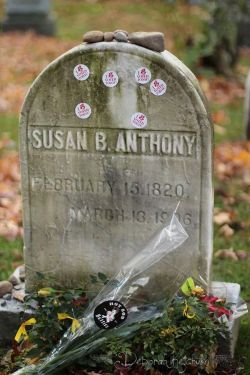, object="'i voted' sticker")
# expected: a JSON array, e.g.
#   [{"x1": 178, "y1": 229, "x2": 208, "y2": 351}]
[
  {"x1": 135, "y1": 67, "x2": 151, "y2": 84},
  {"x1": 131, "y1": 112, "x2": 147, "y2": 129},
  {"x1": 94, "y1": 300, "x2": 128, "y2": 329},
  {"x1": 150, "y1": 79, "x2": 167, "y2": 96},
  {"x1": 75, "y1": 102, "x2": 91, "y2": 119},
  {"x1": 73, "y1": 64, "x2": 90, "y2": 81},
  {"x1": 102, "y1": 71, "x2": 119, "y2": 87}
]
